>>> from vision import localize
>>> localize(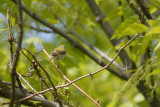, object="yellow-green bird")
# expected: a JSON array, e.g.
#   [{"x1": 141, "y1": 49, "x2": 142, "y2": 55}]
[{"x1": 50, "y1": 45, "x2": 66, "y2": 61}]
